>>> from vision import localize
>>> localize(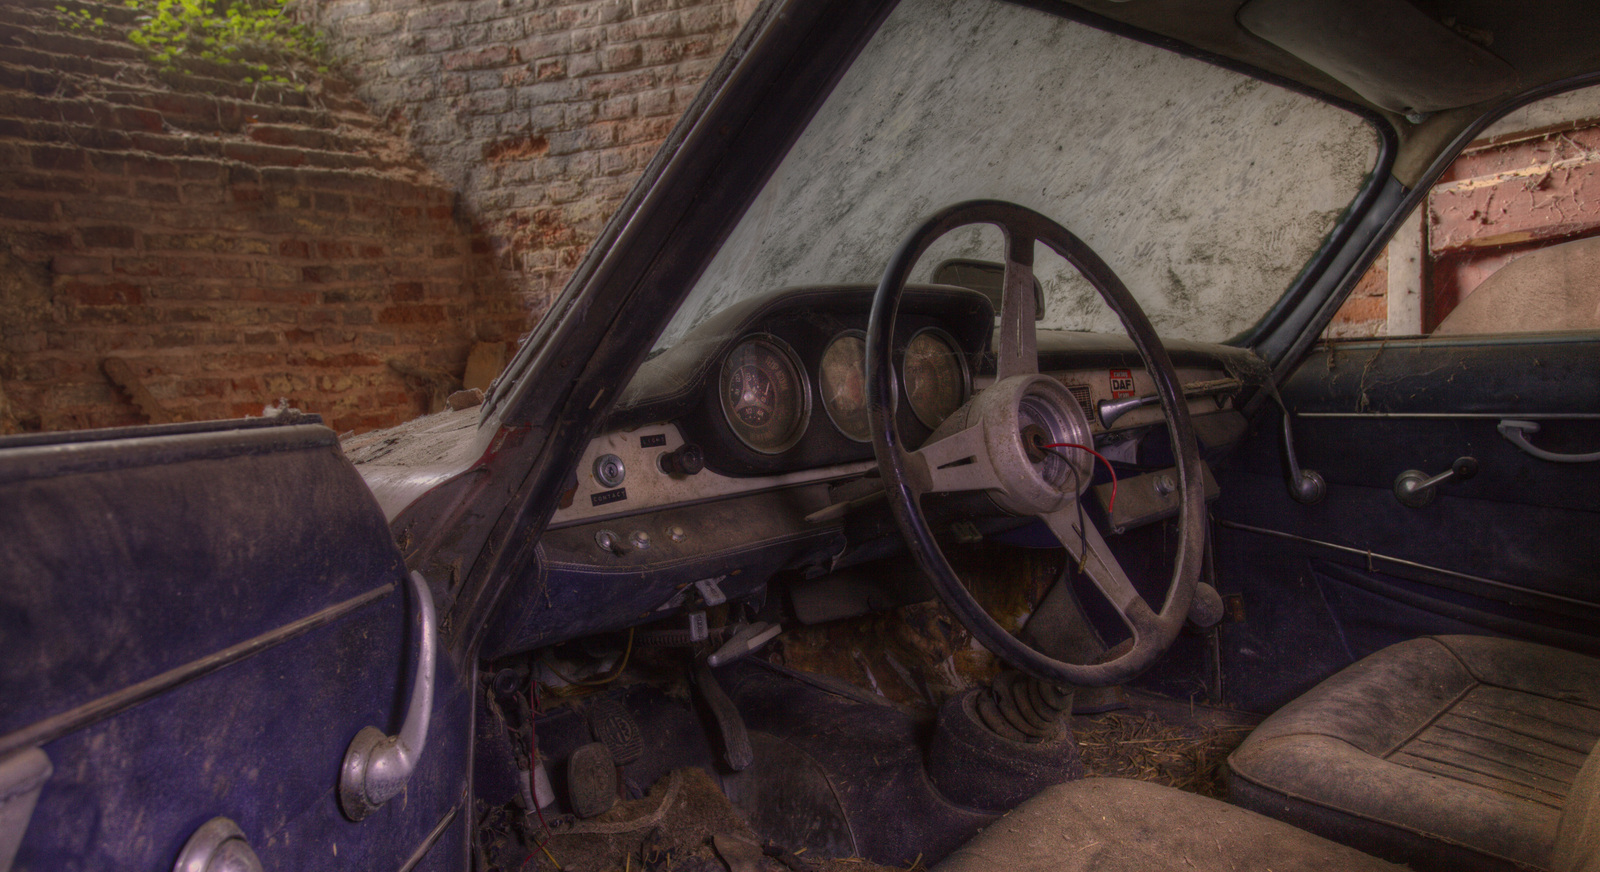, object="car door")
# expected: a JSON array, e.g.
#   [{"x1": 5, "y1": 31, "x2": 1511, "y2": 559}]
[
  {"x1": 1214, "y1": 228, "x2": 1600, "y2": 710},
  {"x1": 0, "y1": 415, "x2": 470, "y2": 871},
  {"x1": 1222, "y1": 333, "x2": 1600, "y2": 701}
]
